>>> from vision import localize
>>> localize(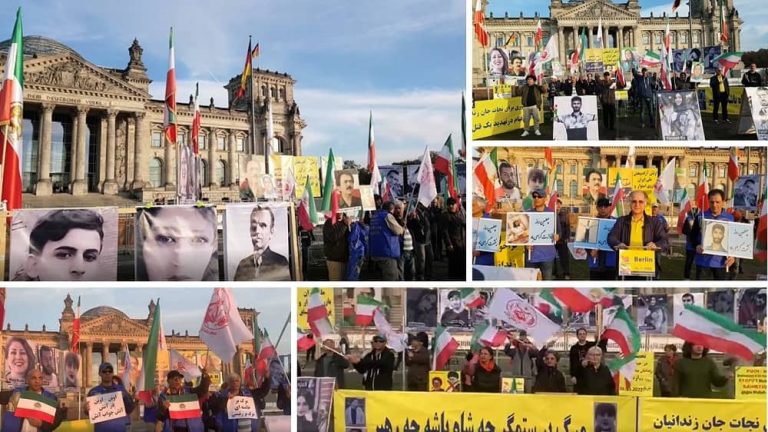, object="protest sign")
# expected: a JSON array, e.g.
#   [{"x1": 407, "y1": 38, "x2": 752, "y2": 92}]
[
  {"x1": 702, "y1": 219, "x2": 754, "y2": 260},
  {"x1": 735, "y1": 367, "x2": 766, "y2": 400},
  {"x1": 618, "y1": 352, "x2": 654, "y2": 397},
  {"x1": 572, "y1": 217, "x2": 615, "y2": 251},
  {"x1": 500, "y1": 377, "x2": 526, "y2": 394},
  {"x1": 86, "y1": 392, "x2": 127, "y2": 424},
  {"x1": 639, "y1": 397, "x2": 764, "y2": 431},
  {"x1": 428, "y1": 371, "x2": 462, "y2": 392},
  {"x1": 476, "y1": 218, "x2": 502, "y2": 252},
  {"x1": 473, "y1": 98, "x2": 542, "y2": 139},
  {"x1": 505, "y1": 212, "x2": 555, "y2": 245},
  {"x1": 618, "y1": 249, "x2": 656, "y2": 277},
  {"x1": 227, "y1": 396, "x2": 258, "y2": 419}
]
